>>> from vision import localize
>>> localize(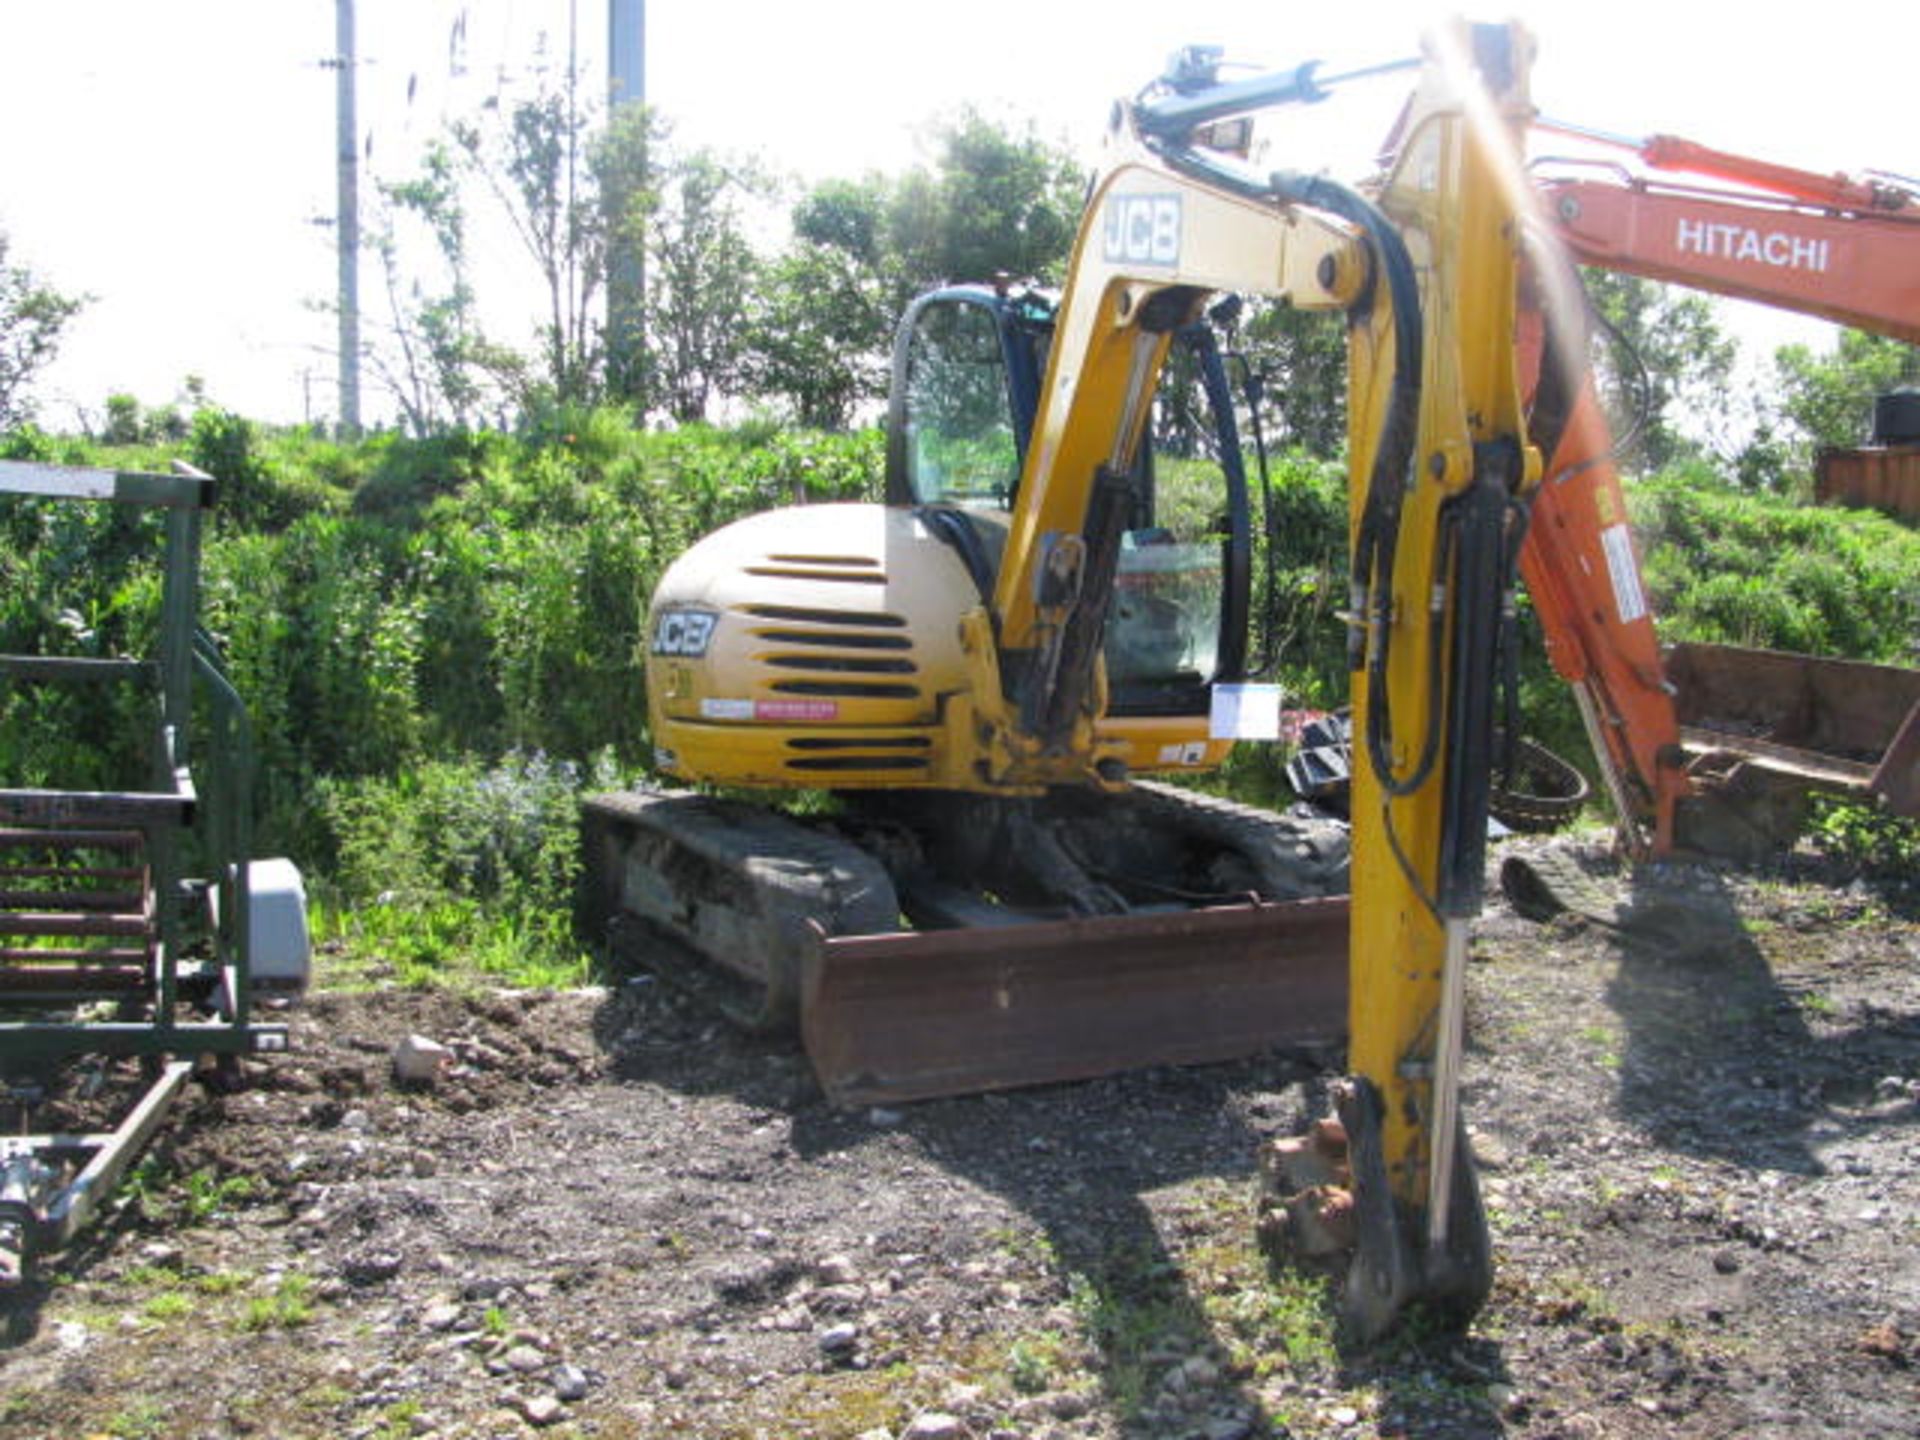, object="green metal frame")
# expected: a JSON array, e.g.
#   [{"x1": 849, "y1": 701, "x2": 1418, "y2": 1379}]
[{"x1": 0, "y1": 459, "x2": 286, "y2": 1063}]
